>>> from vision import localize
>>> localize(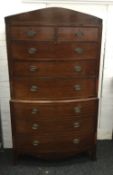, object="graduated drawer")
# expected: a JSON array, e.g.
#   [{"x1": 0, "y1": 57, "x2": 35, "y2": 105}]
[
  {"x1": 13, "y1": 60, "x2": 98, "y2": 78},
  {"x1": 57, "y1": 27, "x2": 98, "y2": 42},
  {"x1": 10, "y1": 99, "x2": 98, "y2": 119},
  {"x1": 15, "y1": 133, "x2": 94, "y2": 154},
  {"x1": 12, "y1": 78, "x2": 97, "y2": 99},
  {"x1": 11, "y1": 42, "x2": 98, "y2": 60},
  {"x1": 10, "y1": 26, "x2": 54, "y2": 41},
  {"x1": 15, "y1": 117, "x2": 96, "y2": 135}
]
